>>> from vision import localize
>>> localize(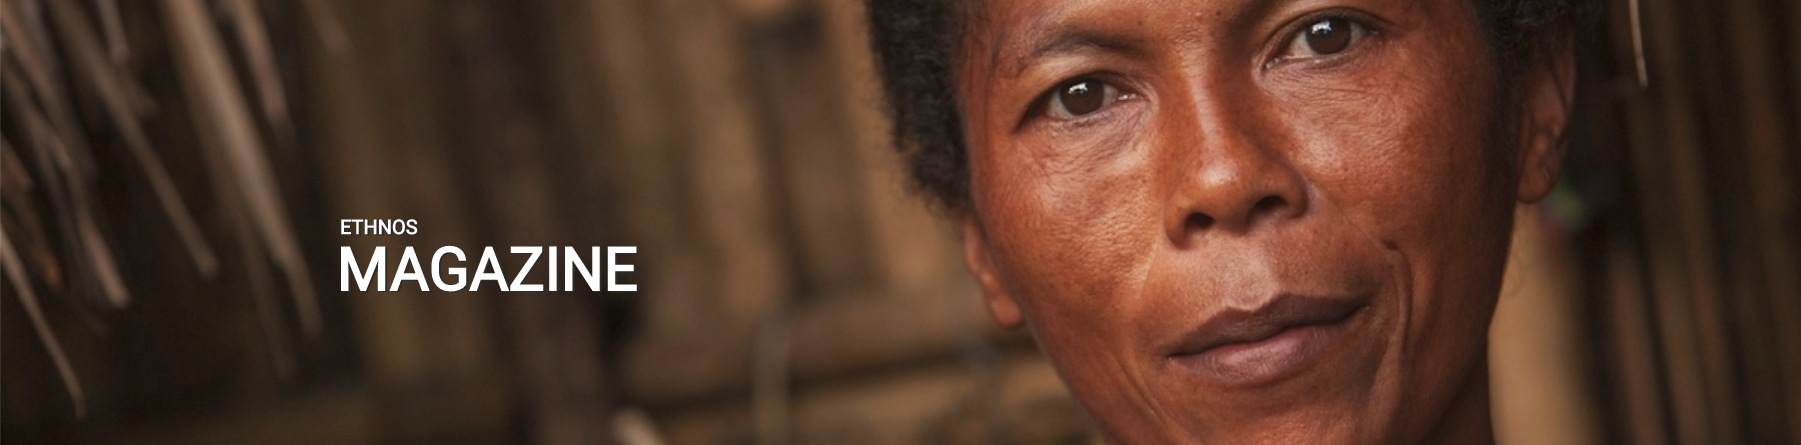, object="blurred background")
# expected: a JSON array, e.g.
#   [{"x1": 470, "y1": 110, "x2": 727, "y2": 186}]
[{"x1": 0, "y1": 0, "x2": 1795, "y2": 444}]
